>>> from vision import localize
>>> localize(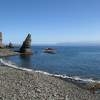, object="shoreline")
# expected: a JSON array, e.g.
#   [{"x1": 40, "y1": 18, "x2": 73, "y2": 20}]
[
  {"x1": 0, "y1": 59, "x2": 100, "y2": 99},
  {"x1": 0, "y1": 58, "x2": 100, "y2": 83},
  {"x1": 0, "y1": 48, "x2": 19, "y2": 57}
]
